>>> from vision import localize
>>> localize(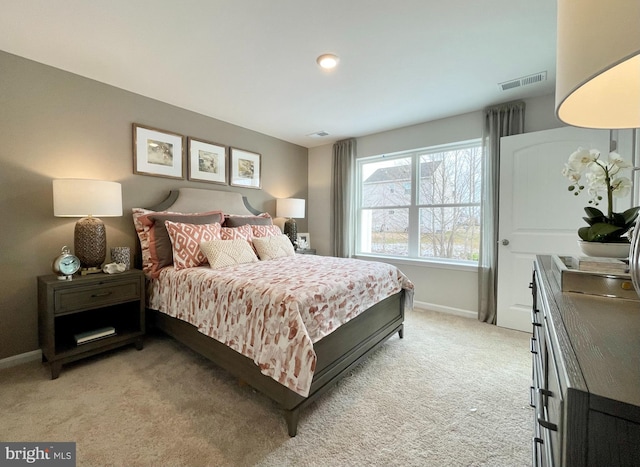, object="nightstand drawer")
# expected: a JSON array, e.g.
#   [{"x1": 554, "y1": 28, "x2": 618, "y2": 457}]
[{"x1": 54, "y1": 278, "x2": 141, "y2": 314}]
